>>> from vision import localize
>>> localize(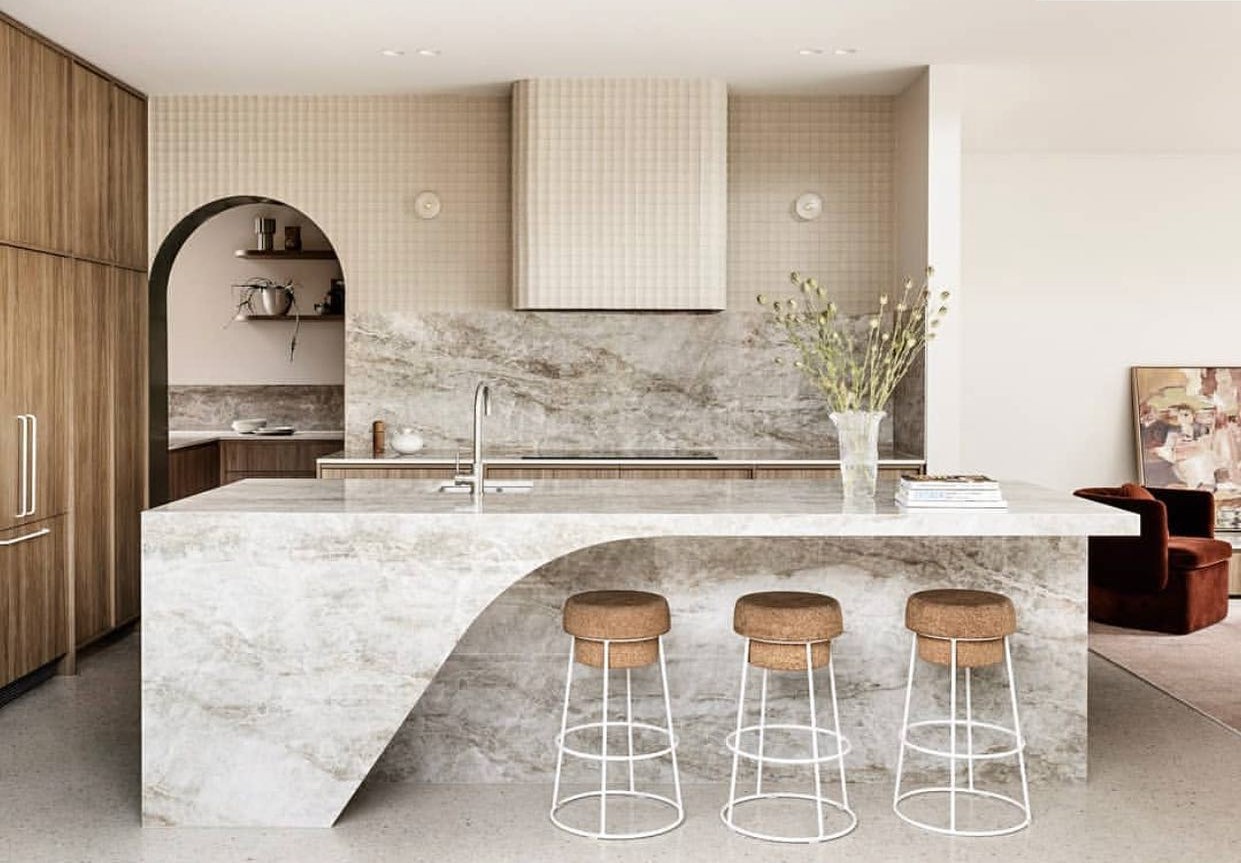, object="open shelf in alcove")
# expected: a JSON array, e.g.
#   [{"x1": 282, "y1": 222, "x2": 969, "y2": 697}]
[{"x1": 234, "y1": 249, "x2": 338, "y2": 261}]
